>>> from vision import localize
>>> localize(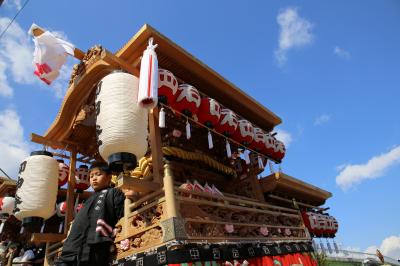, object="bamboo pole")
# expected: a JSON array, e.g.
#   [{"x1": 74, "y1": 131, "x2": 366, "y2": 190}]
[
  {"x1": 64, "y1": 149, "x2": 76, "y2": 234},
  {"x1": 163, "y1": 163, "x2": 178, "y2": 218}
]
